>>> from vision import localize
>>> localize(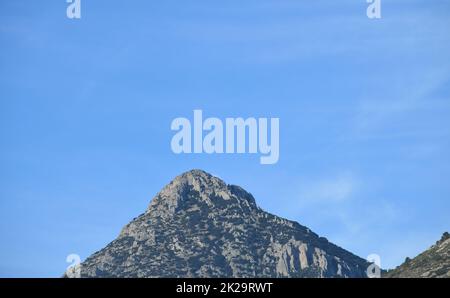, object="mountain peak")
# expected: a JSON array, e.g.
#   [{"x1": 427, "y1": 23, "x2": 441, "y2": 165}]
[
  {"x1": 147, "y1": 169, "x2": 256, "y2": 218},
  {"x1": 78, "y1": 169, "x2": 369, "y2": 278},
  {"x1": 174, "y1": 169, "x2": 216, "y2": 182}
]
